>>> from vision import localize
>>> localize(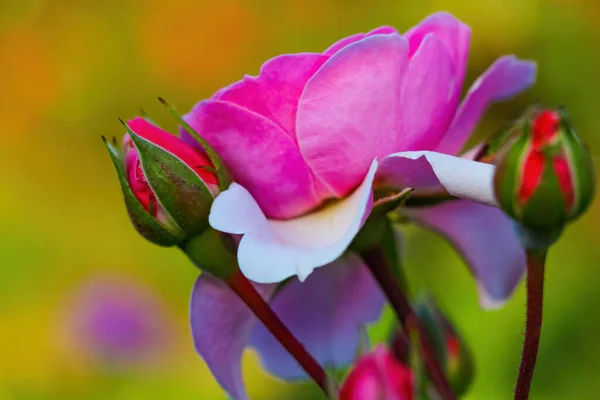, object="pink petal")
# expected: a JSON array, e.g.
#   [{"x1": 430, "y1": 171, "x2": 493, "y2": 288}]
[
  {"x1": 250, "y1": 253, "x2": 384, "y2": 379},
  {"x1": 405, "y1": 12, "x2": 471, "y2": 87},
  {"x1": 213, "y1": 53, "x2": 329, "y2": 141},
  {"x1": 323, "y1": 26, "x2": 398, "y2": 56},
  {"x1": 190, "y1": 274, "x2": 276, "y2": 400},
  {"x1": 398, "y1": 34, "x2": 456, "y2": 151},
  {"x1": 377, "y1": 151, "x2": 498, "y2": 206},
  {"x1": 297, "y1": 34, "x2": 409, "y2": 198},
  {"x1": 209, "y1": 160, "x2": 378, "y2": 283},
  {"x1": 405, "y1": 200, "x2": 526, "y2": 308},
  {"x1": 435, "y1": 55, "x2": 537, "y2": 155},
  {"x1": 184, "y1": 100, "x2": 321, "y2": 219}
]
